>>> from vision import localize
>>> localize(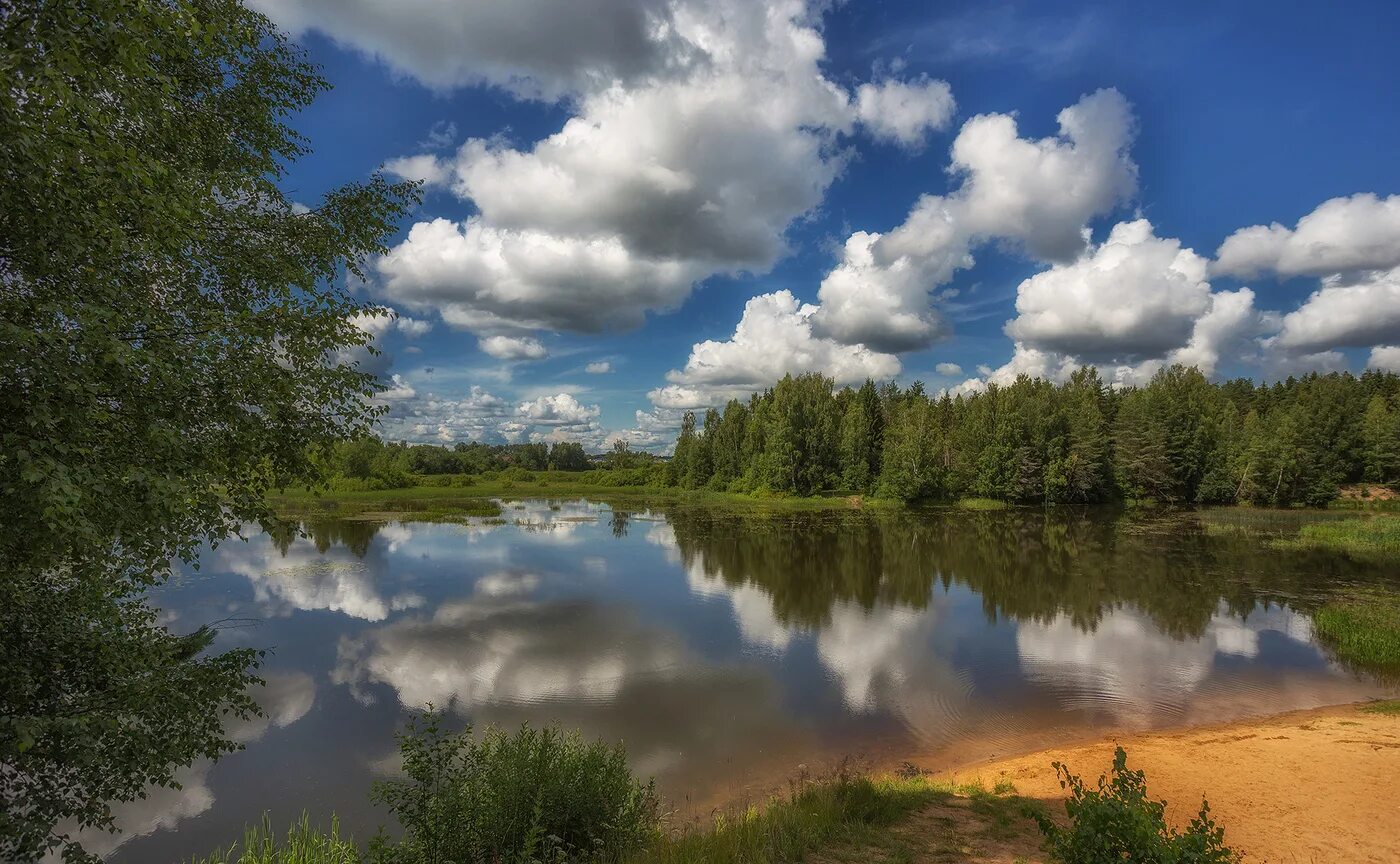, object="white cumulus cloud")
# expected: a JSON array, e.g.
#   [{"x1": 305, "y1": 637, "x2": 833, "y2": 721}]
[
  {"x1": 815, "y1": 88, "x2": 1138, "y2": 352},
  {"x1": 648, "y1": 290, "x2": 901, "y2": 409},
  {"x1": 1004, "y1": 219, "x2": 1213, "y2": 361},
  {"x1": 1273, "y1": 267, "x2": 1400, "y2": 353},
  {"x1": 854, "y1": 75, "x2": 956, "y2": 148},
  {"x1": 1369, "y1": 345, "x2": 1400, "y2": 372},
  {"x1": 479, "y1": 335, "x2": 548, "y2": 361},
  {"x1": 1214, "y1": 193, "x2": 1400, "y2": 278}
]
